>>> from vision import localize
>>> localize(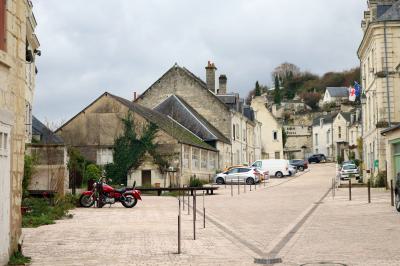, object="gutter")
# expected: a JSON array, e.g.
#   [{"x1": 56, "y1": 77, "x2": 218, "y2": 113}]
[{"x1": 383, "y1": 21, "x2": 392, "y2": 127}]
